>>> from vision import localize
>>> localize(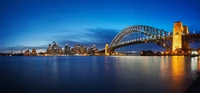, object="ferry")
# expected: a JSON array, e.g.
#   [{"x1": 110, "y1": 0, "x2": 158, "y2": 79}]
[{"x1": 190, "y1": 51, "x2": 199, "y2": 57}]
